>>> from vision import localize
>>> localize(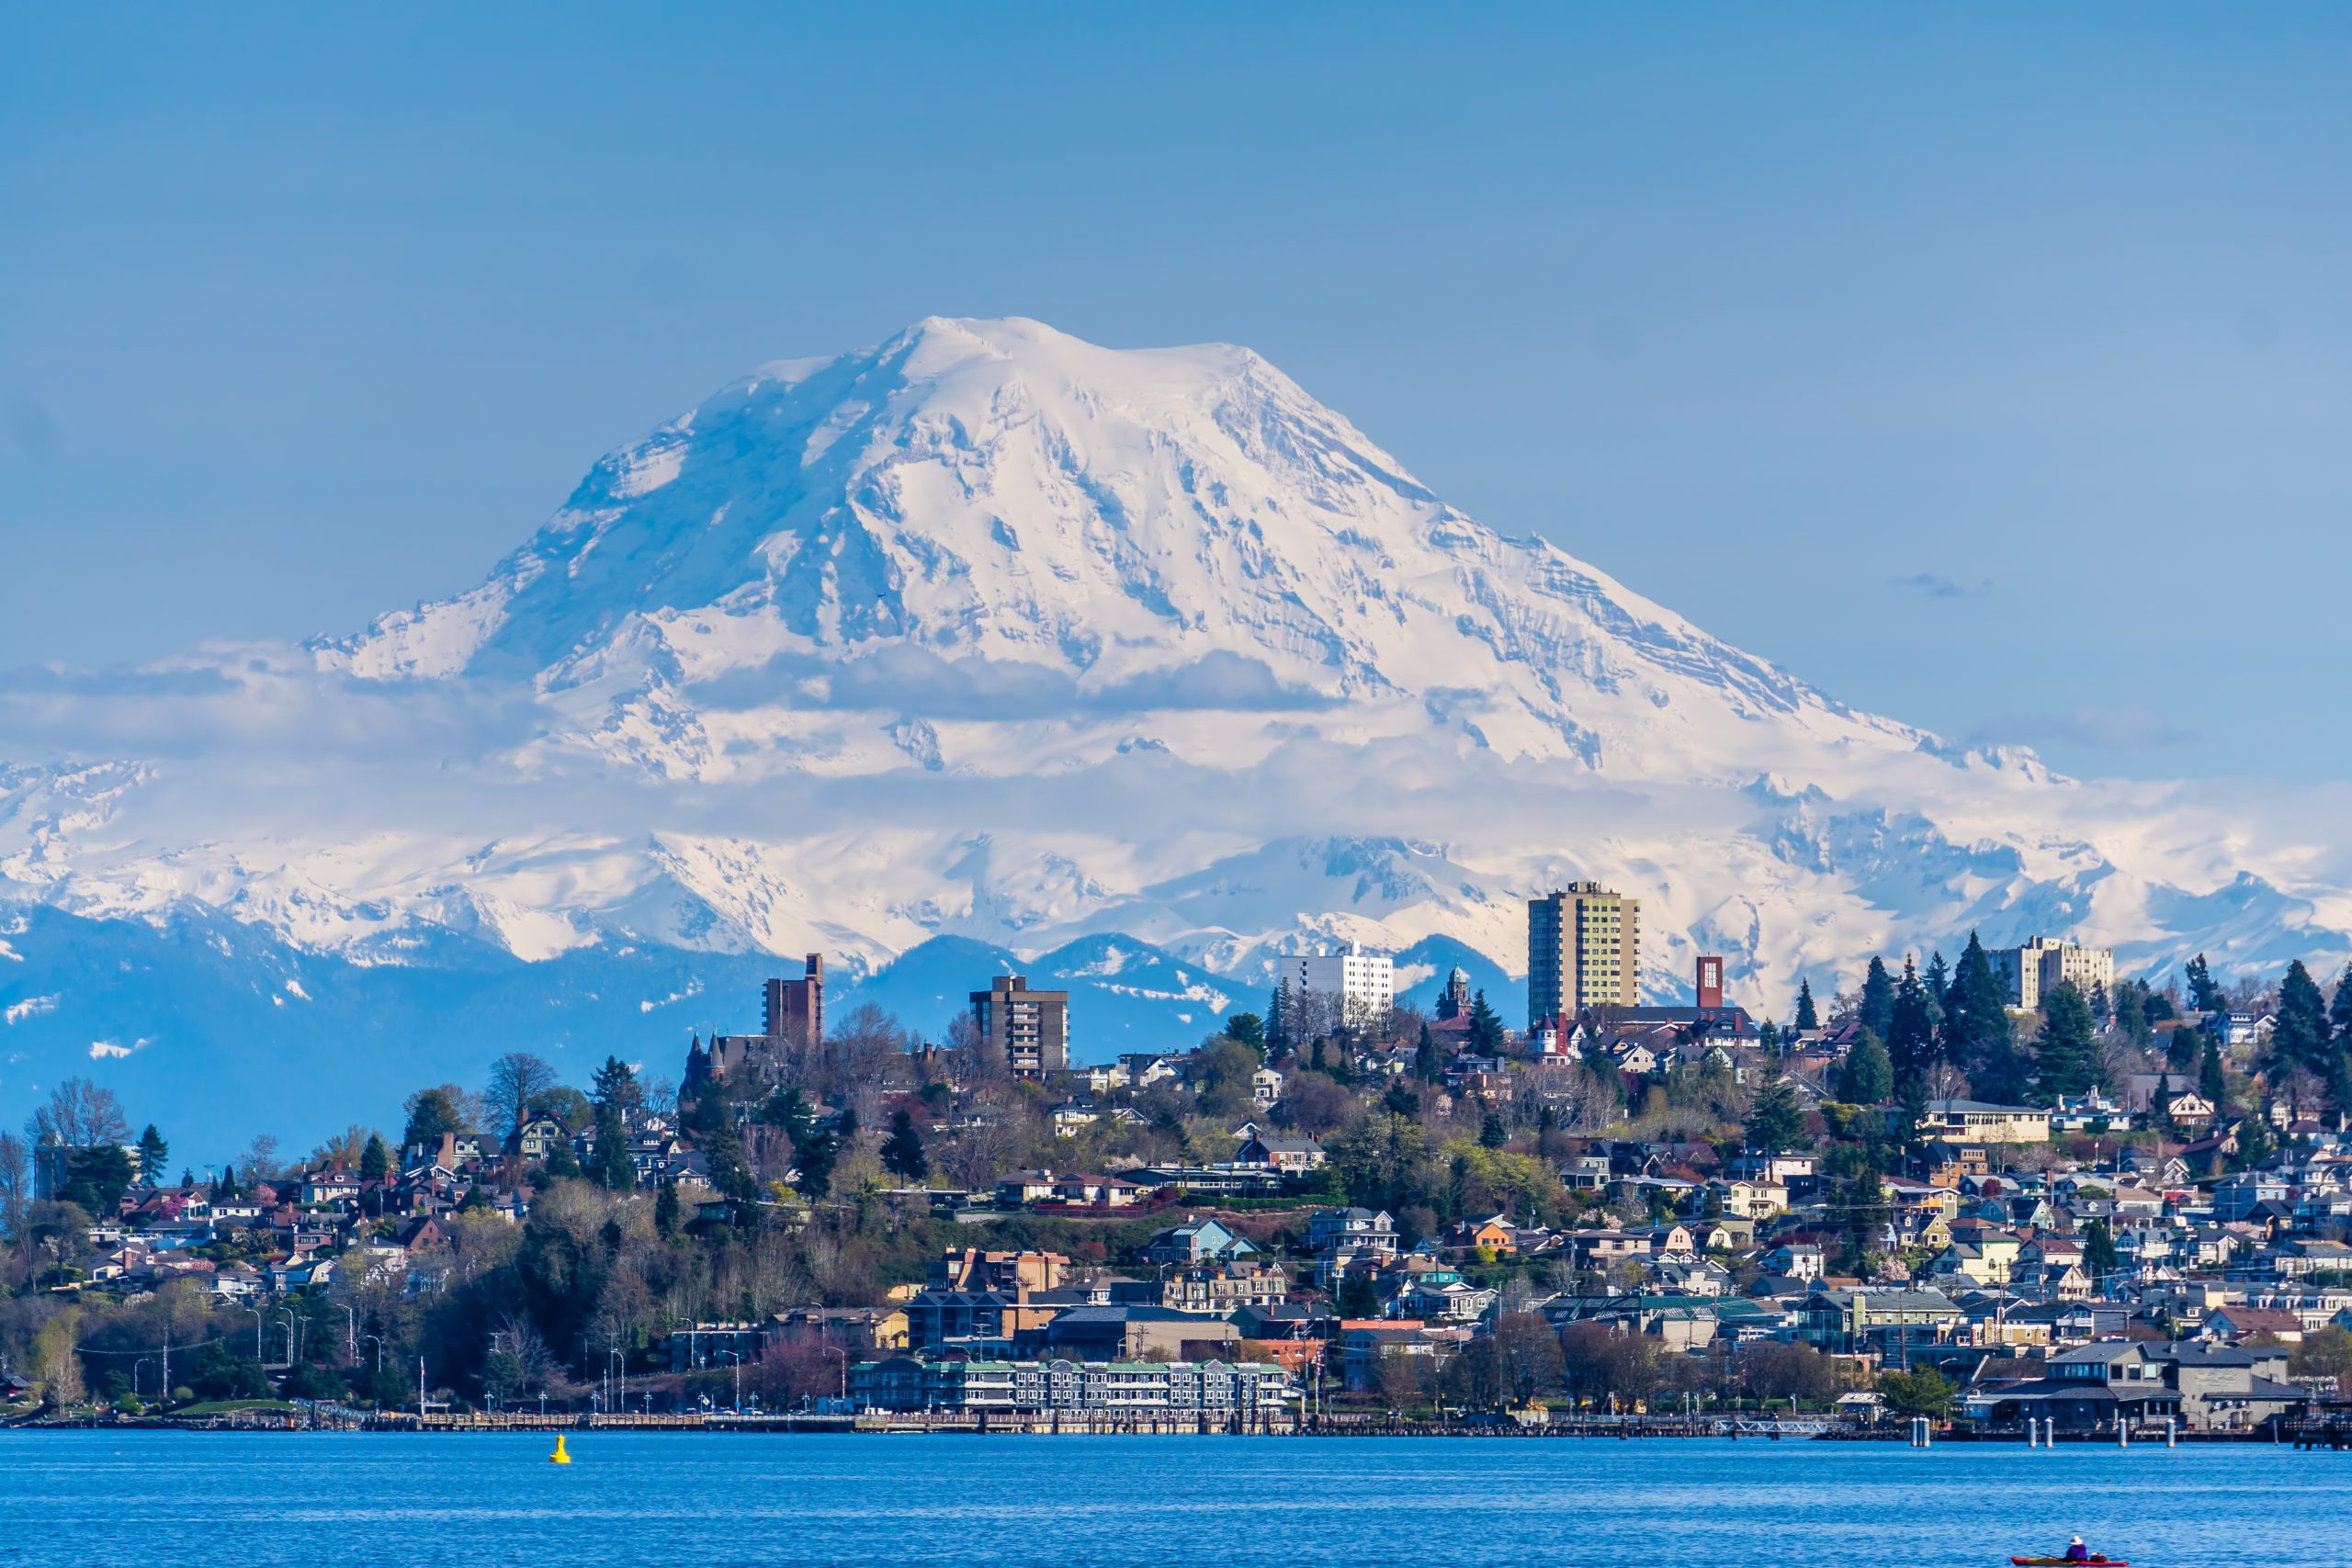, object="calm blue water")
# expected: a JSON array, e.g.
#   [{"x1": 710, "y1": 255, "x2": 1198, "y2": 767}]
[{"x1": 0, "y1": 1432, "x2": 2343, "y2": 1565}]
